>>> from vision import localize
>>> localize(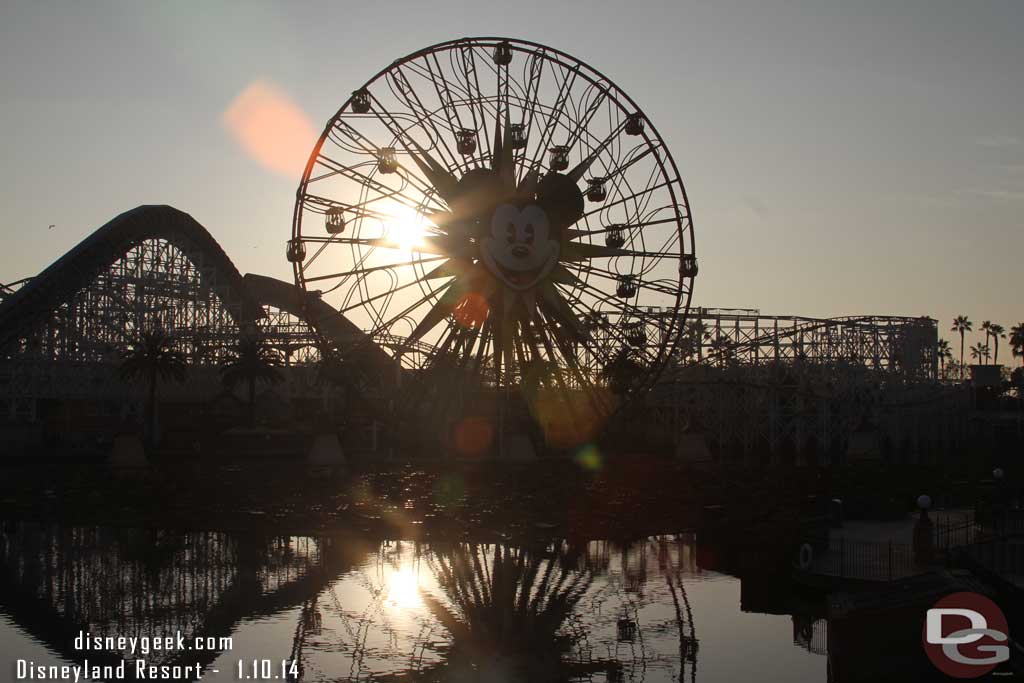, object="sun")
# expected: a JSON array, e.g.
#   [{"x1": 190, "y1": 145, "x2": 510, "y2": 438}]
[
  {"x1": 385, "y1": 567, "x2": 423, "y2": 609},
  {"x1": 383, "y1": 203, "x2": 427, "y2": 253}
]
